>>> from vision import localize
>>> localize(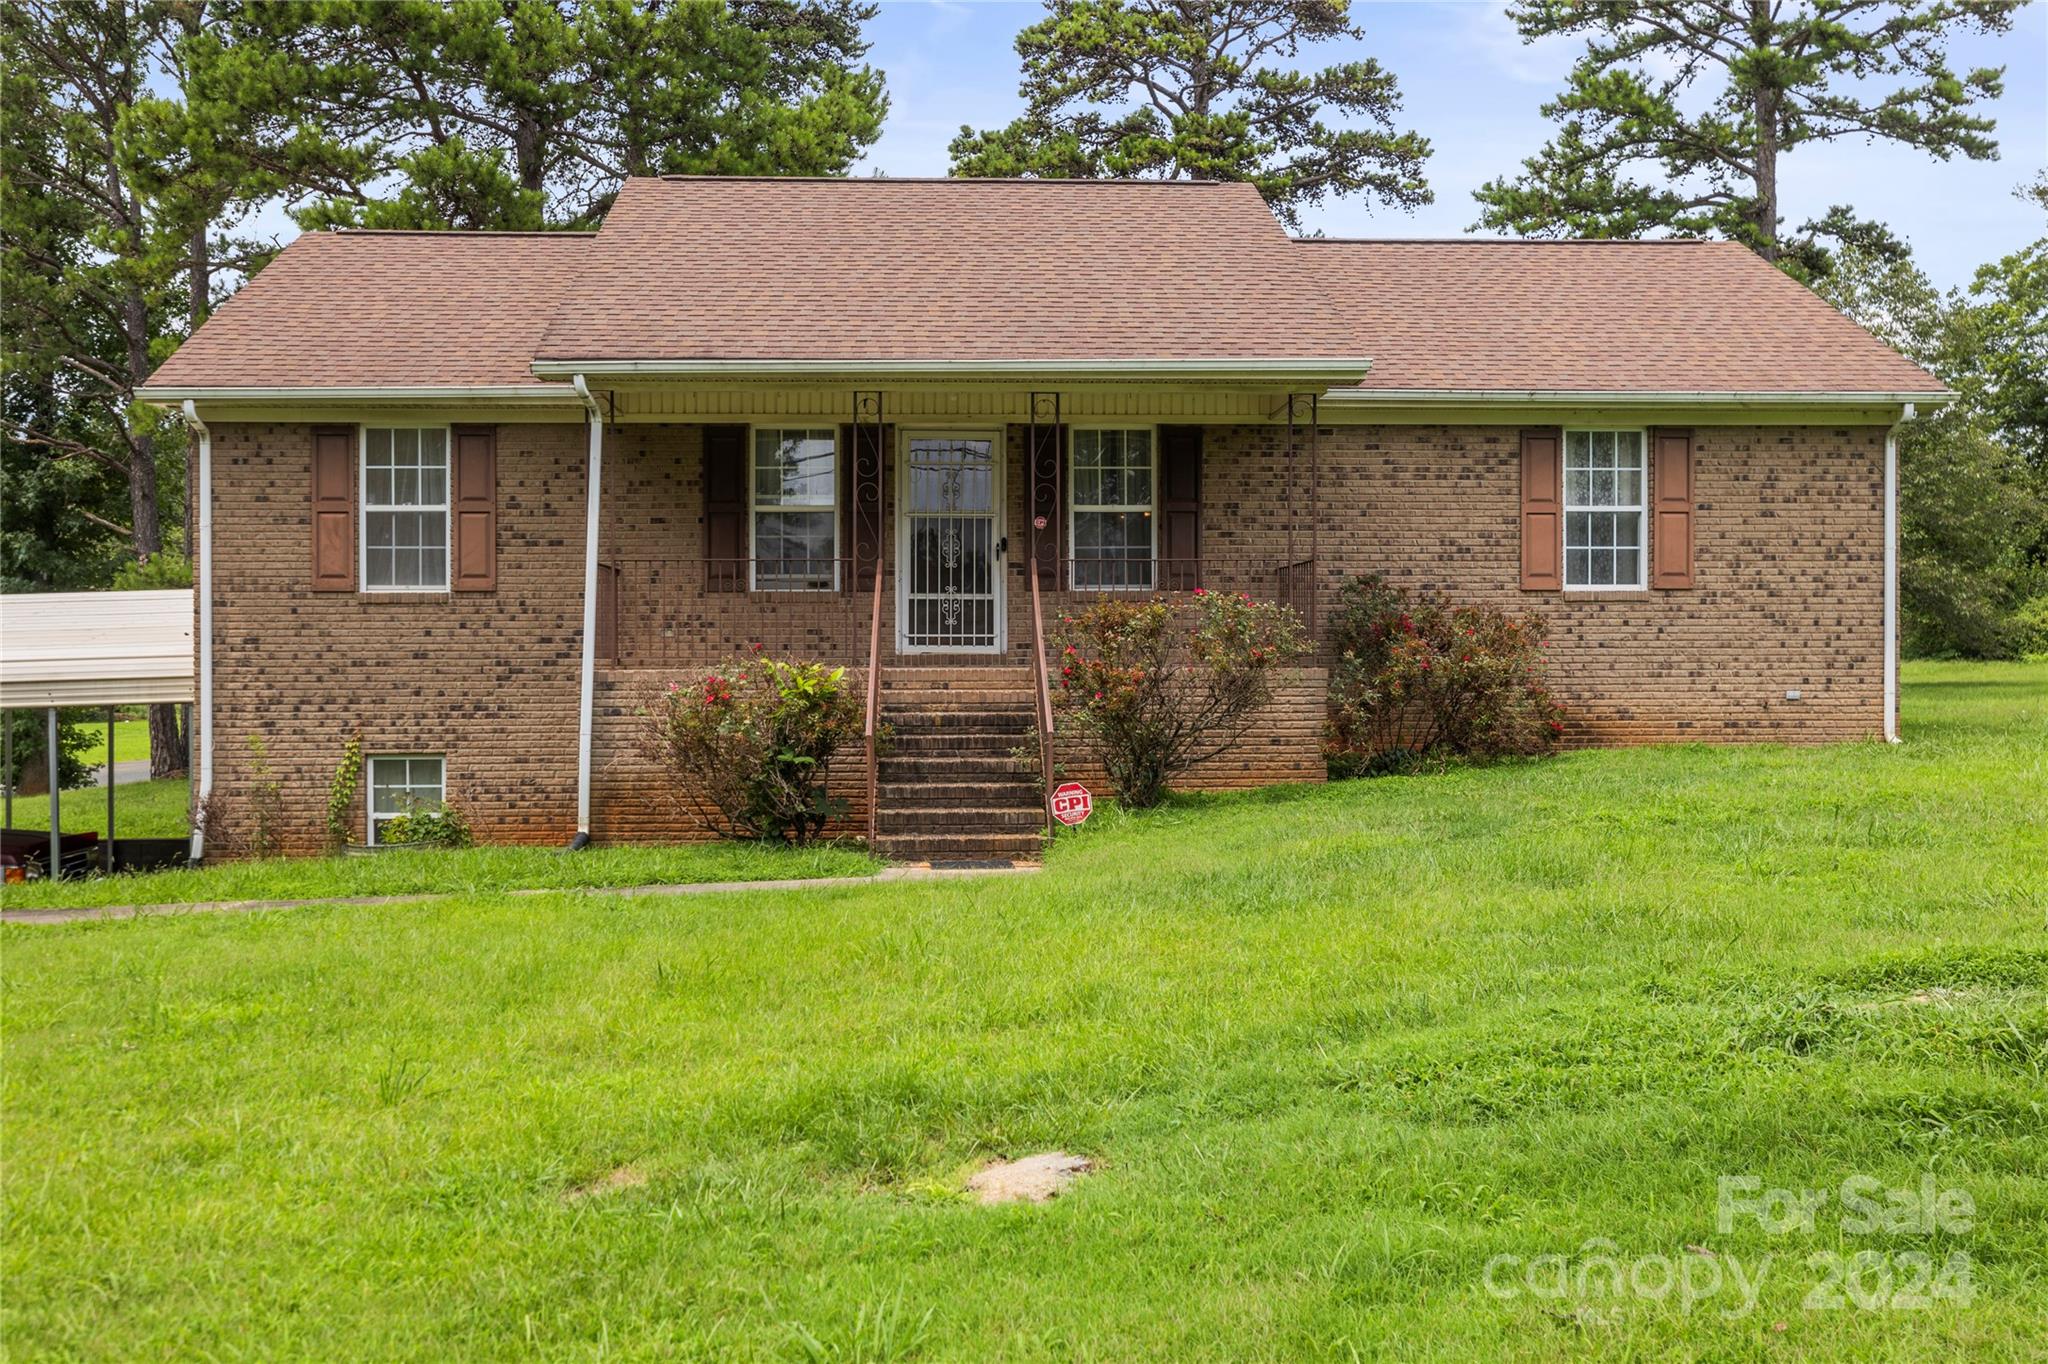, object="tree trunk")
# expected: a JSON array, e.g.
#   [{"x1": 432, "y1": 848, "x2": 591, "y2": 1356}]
[{"x1": 1751, "y1": 2, "x2": 1781, "y2": 260}]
